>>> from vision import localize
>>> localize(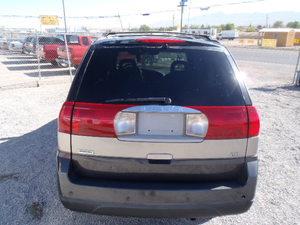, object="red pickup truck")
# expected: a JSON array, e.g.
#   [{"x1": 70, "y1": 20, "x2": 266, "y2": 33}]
[{"x1": 56, "y1": 35, "x2": 97, "y2": 68}]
